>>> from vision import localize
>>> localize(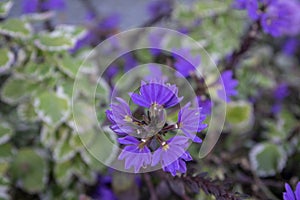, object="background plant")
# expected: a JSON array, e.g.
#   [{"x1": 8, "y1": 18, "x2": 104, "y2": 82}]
[{"x1": 0, "y1": 0, "x2": 299, "y2": 199}]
